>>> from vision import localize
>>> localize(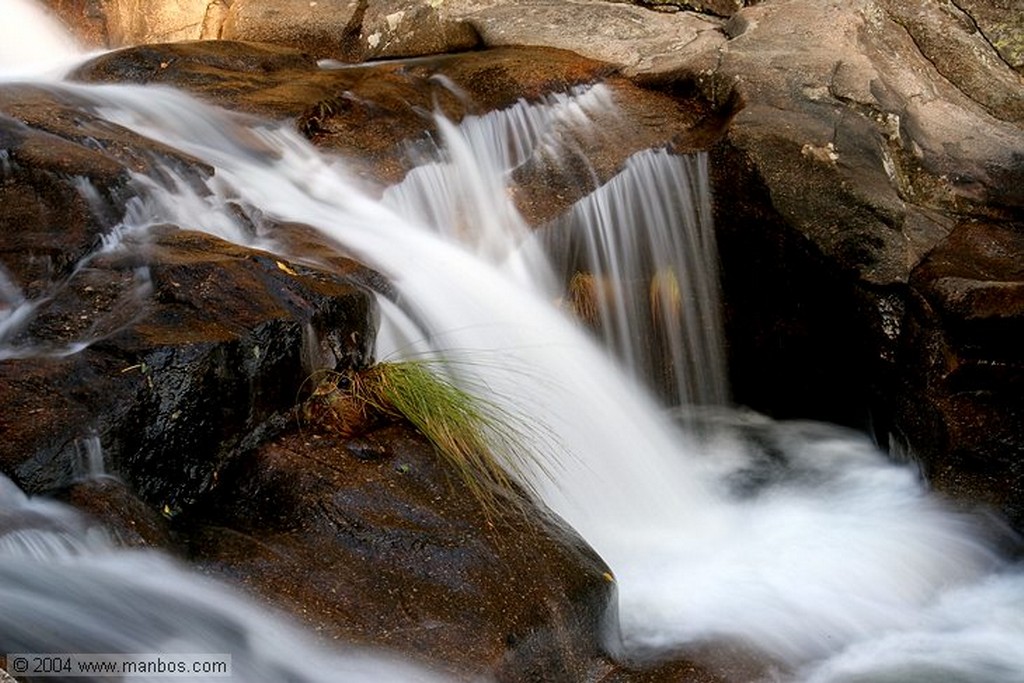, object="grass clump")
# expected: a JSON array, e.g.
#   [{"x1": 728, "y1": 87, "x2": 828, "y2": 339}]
[{"x1": 304, "y1": 359, "x2": 548, "y2": 510}]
